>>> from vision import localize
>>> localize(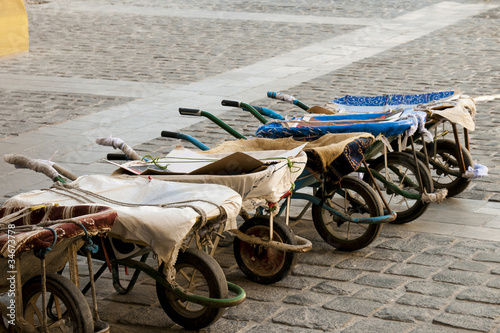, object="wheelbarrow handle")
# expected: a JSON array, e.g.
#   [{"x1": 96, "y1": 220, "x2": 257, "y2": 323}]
[
  {"x1": 221, "y1": 100, "x2": 269, "y2": 124},
  {"x1": 178, "y1": 108, "x2": 247, "y2": 140},
  {"x1": 267, "y1": 91, "x2": 296, "y2": 103},
  {"x1": 117, "y1": 257, "x2": 246, "y2": 308},
  {"x1": 3, "y1": 154, "x2": 65, "y2": 183},
  {"x1": 106, "y1": 153, "x2": 129, "y2": 160},
  {"x1": 178, "y1": 108, "x2": 202, "y2": 116},
  {"x1": 160, "y1": 130, "x2": 180, "y2": 139},
  {"x1": 267, "y1": 91, "x2": 309, "y2": 110},
  {"x1": 222, "y1": 99, "x2": 284, "y2": 121},
  {"x1": 221, "y1": 100, "x2": 240, "y2": 108},
  {"x1": 160, "y1": 131, "x2": 210, "y2": 151},
  {"x1": 96, "y1": 137, "x2": 142, "y2": 161},
  {"x1": 250, "y1": 105, "x2": 285, "y2": 120}
]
